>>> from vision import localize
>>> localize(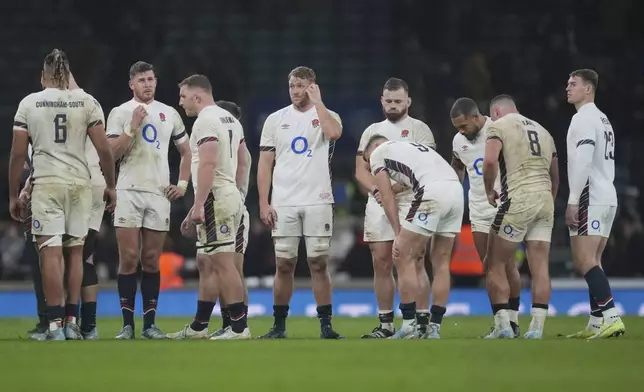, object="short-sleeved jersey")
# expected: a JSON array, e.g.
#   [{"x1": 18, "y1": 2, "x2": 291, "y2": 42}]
[
  {"x1": 74, "y1": 89, "x2": 107, "y2": 187},
  {"x1": 566, "y1": 103, "x2": 617, "y2": 206},
  {"x1": 106, "y1": 99, "x2": 188, "y2": 195},
  {"x1": 370, "y1": 141, "x2": 459, "y2": 200},
  {"x1": 189, "y1": 105, "x2": 244, "y2": 194},
  {"x1": 486, "y1": 113, "x2": 556, "y2": 200},
  {"x1": 14, "y1": 88, "x2": 104, "y2": 186},
  {"x1": 260, "y1": 105, "x2": 341, "y2": 207},
  {"x1": 452, "y1": 117, "x2": 501, "y2": 207}
]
